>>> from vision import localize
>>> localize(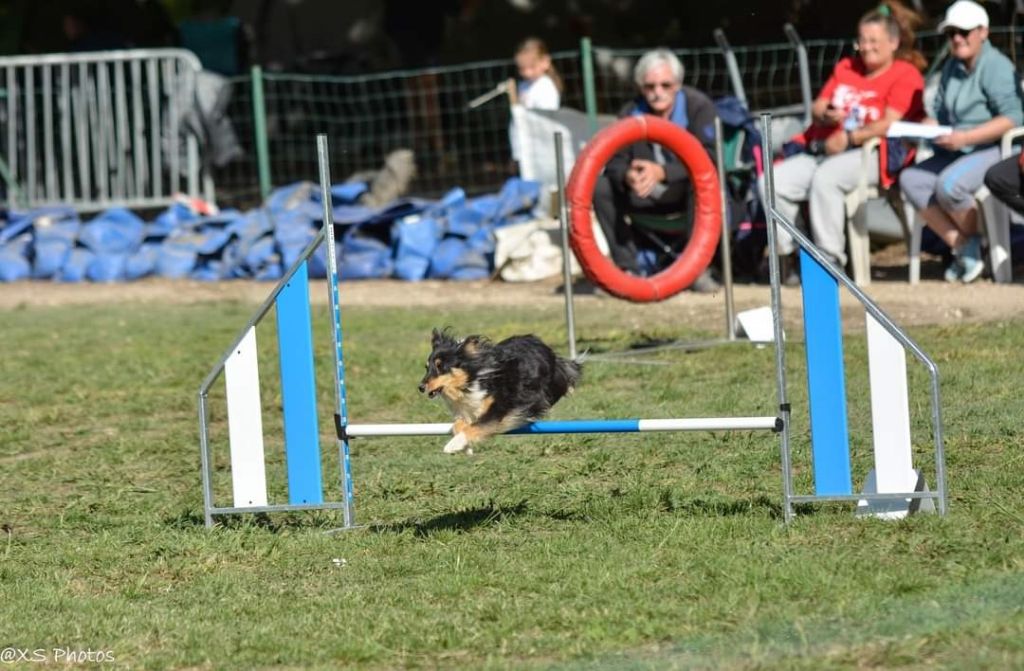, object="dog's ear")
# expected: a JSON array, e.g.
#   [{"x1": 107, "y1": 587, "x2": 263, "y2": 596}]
[
  {"x1": 431, "y1": 328, "x2": 444, "y2": 348},
  {"x1": 458, "y1": 335, "x2": 485, "y2": 357}
]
